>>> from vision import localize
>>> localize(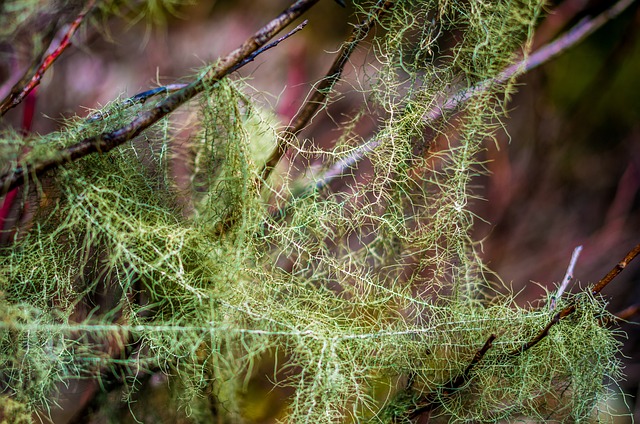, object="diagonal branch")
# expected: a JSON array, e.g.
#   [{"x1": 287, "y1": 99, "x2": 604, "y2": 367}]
[
  {"x1": 260, "y1": 0, "x2": 395, "y2": 182},
  {"x1": 510, "y1": 242, "x2": 640, "y2": 357},
  {"x1": 86, "y1": 20, "x2": 308, "y2": 123},
  {"x1": 396, "y1": 241, "x2": 640, "y2": 420},
  {"x1": 309, "y1": 0, "x2": 637, "y2": 194},
  {"x1": 591, "y1": 242, "x2": 640, "y2": 295},
  {"x1": 0, "y1": 0, "x2": 321, "y2": 195},
  {"x1": 424, "y1": 0, "x2": 636, "y2": 122},
  {"x1": 0, "y1": 0, "x2": 97, "y2": 116},
  {"x1": 391, "y1": 334, "x2": 497, "y2": 422}
]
